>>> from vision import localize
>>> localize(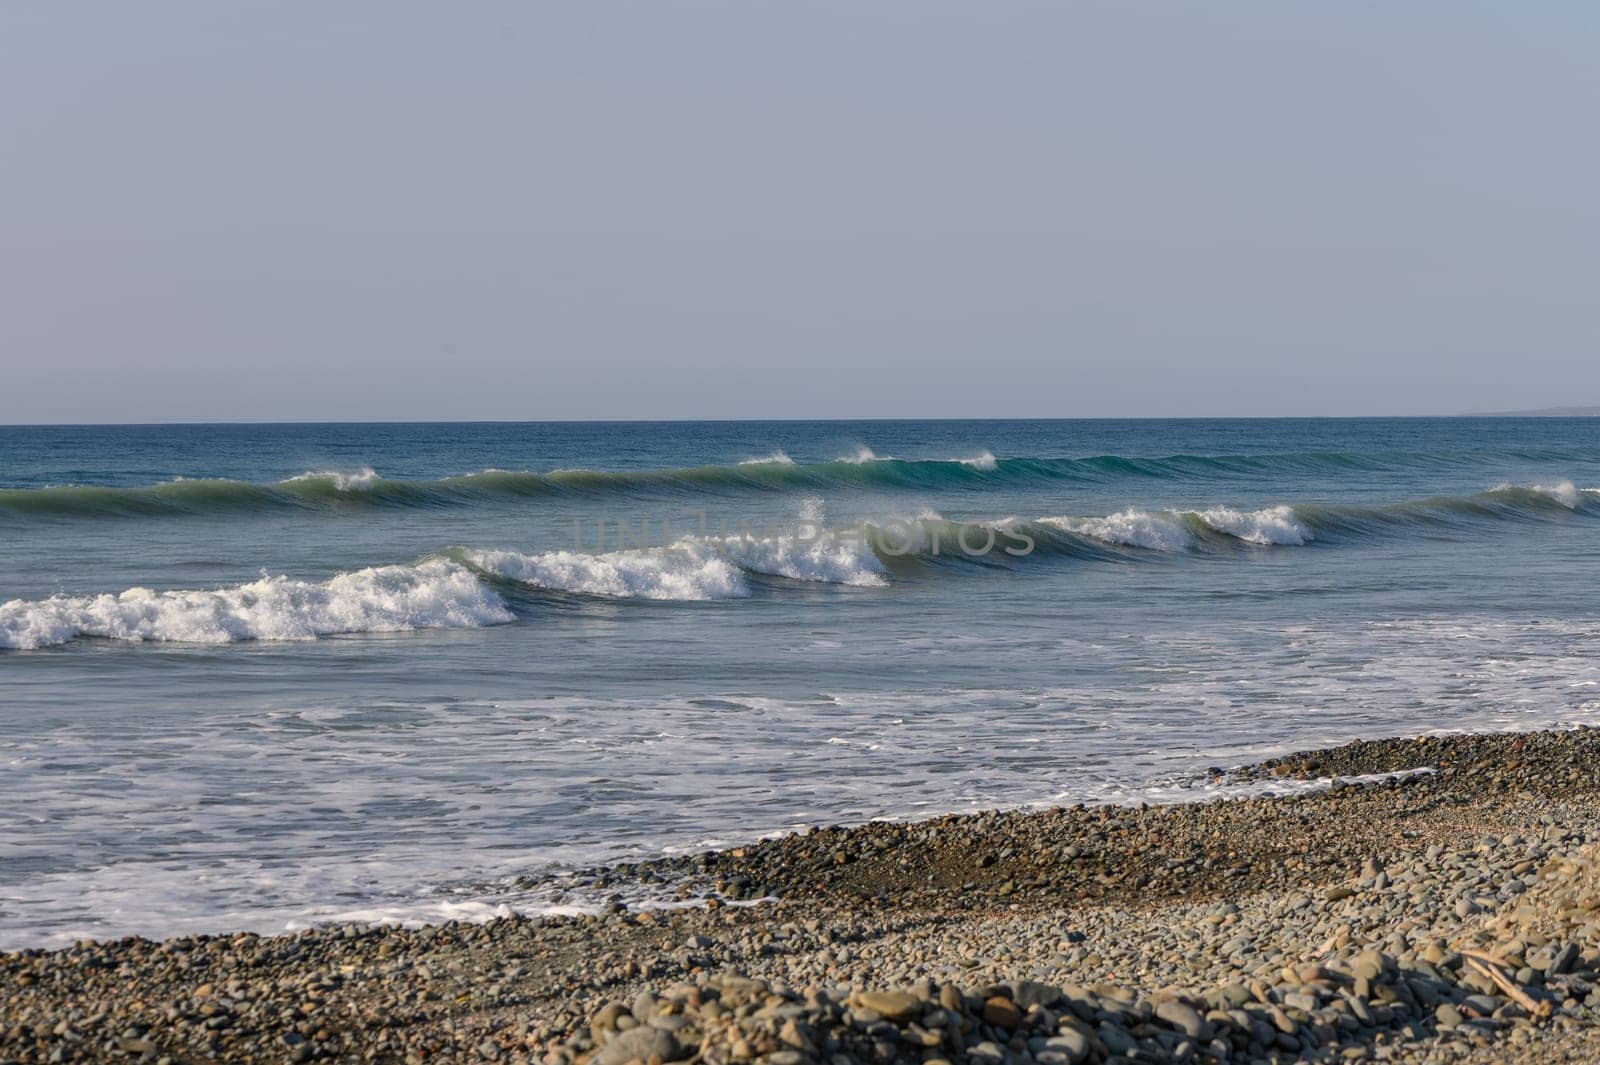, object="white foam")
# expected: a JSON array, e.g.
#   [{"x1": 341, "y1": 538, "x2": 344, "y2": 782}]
[
  {"x1": 957, "y1": 451, "x2": 998, "y2": 471},
  {"x1": 0, "y1": 560, "x2": 513, "y2": 650},
  {"x1": 716, "y1": 531, "x2": 888, "y2": 587},
  {"x1": 466, "y1": 542, "x2": 749, "y2": 600},
  {"x1": 13, "y1": 610, "x2": 1600, "y2": 948},
  {"x1": 467, "y1": 529, "x2": 888, "y2": 600},
  {"x1": 1489, "y1": 480, "x2": 1587, "y2": 508},
  {"x1": 1042, "y1": 509, "x2": 1193, "y2": 552},
  {"x1": 839, "y1": 446, "x2": 887, "y2": 464},
  {"x1": 1190, "y1": 504, "x2": 1310, "y2": 545},
  {"x1": 737, "y1": 451, "x2": 795, "y2": 466},
  {"x1": 1531, "y1": 481, "x2": 1581, "y2": 508},
  {"x1": 284, "y1": 467, "x2": 381, "y2": 491},
  {"x1": 1079, "y1": 767, "x2": 1438, "y2": 808}
]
